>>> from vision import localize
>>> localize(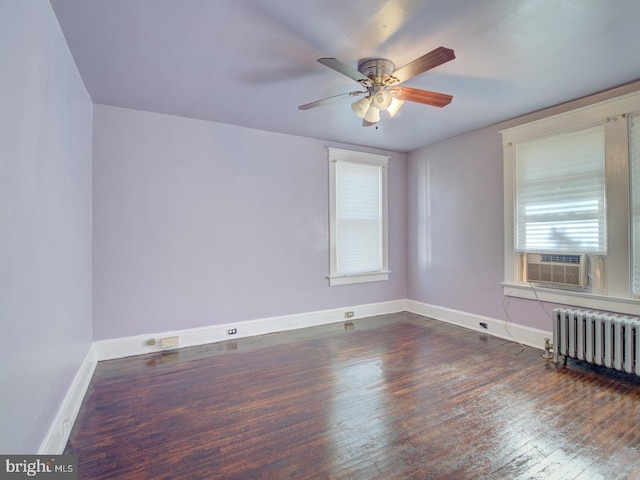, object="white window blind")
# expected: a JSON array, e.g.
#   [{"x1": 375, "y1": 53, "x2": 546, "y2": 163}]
[
  {"x1": 335, "y1": 161, "x2": 383, "y2": 274},
  {"x1": 328, "y1": 147, "x2": 389, "y2": 286},
  {"x1": 631, "y1": 114, "x2": 640, "y2": 296},
  {"x1": 515, "y1": 124, "x2": 606, "y2": 254}
]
